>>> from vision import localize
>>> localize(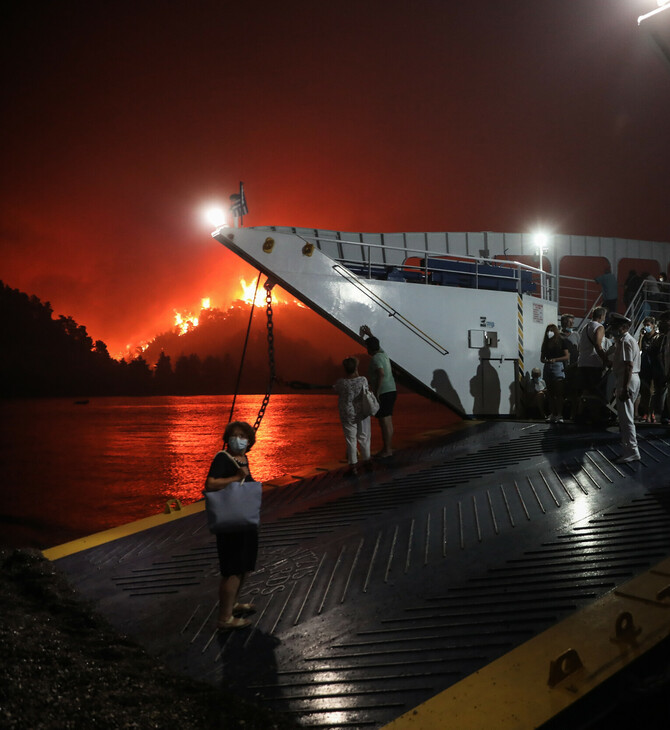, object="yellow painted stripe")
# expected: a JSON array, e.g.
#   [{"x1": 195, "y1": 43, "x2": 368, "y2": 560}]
[
  {"x1": 384, "y1": 557, "x2": 670, "y2": 729},
  {"x1": 42, "y1": 500, "x2": 206, "y2": 561},
  {"x1": 43, "y1": 421, "x2": 473, "y2": 562}
]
